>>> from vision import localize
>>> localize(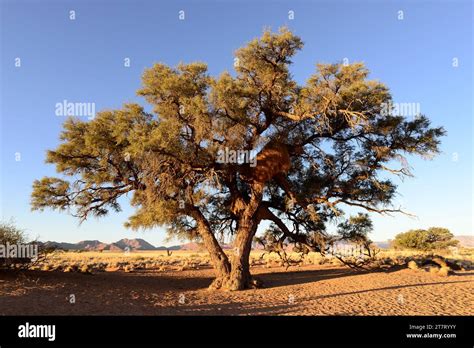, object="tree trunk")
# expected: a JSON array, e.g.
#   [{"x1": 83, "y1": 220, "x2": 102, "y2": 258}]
[
  {"x1": 203, "y1": 232, "x2": 232, "y2": 290},
  {"x1": 202, "y1": 216, "x2": 262, "y2": 291},
  {"x1": 190, "y1": 207, "x2": 231, "y2": 289},
  {"x1": 208, "y1": 220, "x2": 261, "y2": 291},
  {"x1": 225, "y1": 221, "x2": 260, "y2": 290},
  {"x1": 220, "y1": 185, "x2": 264, "y2": 291},
  {"x1": 191, "y1": 186, "x2": 263, "y2": 291}
]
